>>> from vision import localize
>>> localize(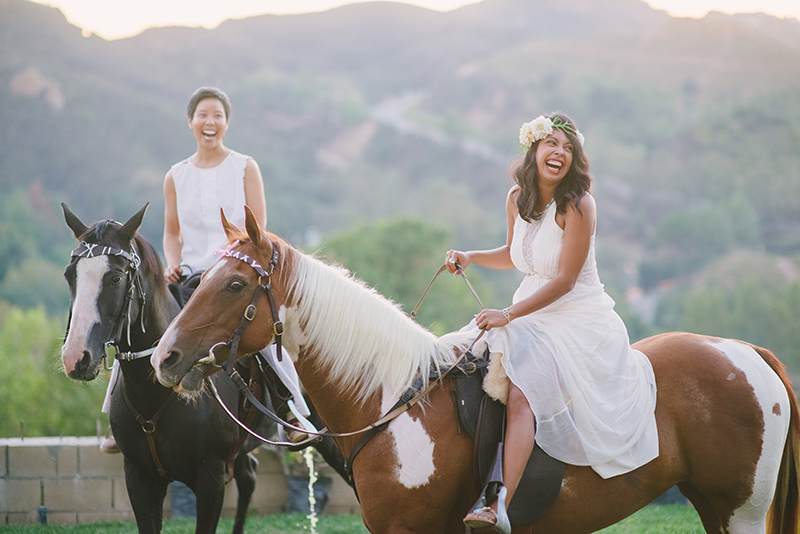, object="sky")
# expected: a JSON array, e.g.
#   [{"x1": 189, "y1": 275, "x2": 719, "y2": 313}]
[{"x1": 31, "y1": 0, "x2": 800, "y2": 40}]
